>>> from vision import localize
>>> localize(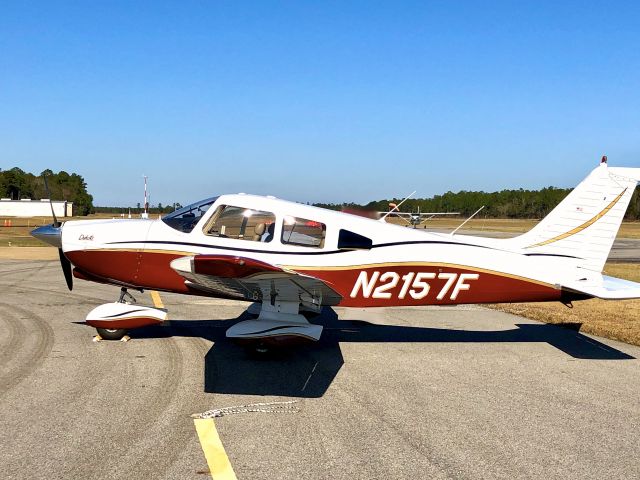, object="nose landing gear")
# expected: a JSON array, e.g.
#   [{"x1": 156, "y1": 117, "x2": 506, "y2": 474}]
[{"x1": 86, "y1": 287, "x2": 167, "y2": 341}]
